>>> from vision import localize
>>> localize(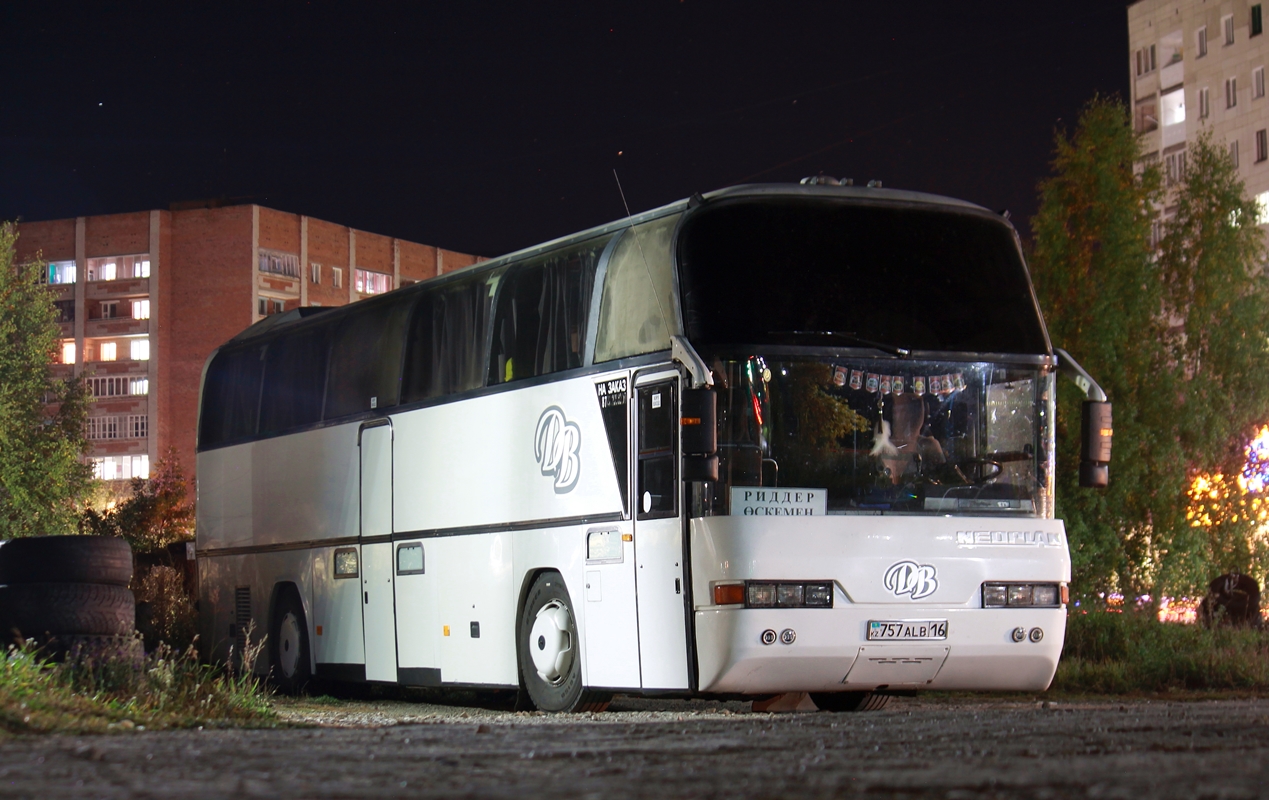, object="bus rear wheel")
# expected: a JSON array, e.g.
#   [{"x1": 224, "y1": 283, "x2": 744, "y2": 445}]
[
  {"x1": 518, "y1": 572, "x2": 609, "y2": 713},
  {"x1": 269, "y1": 587, "x2": 312, "y2": 695},
  {"x1": 810, "y1": 691, "x2": 890, "y2": 712}
]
